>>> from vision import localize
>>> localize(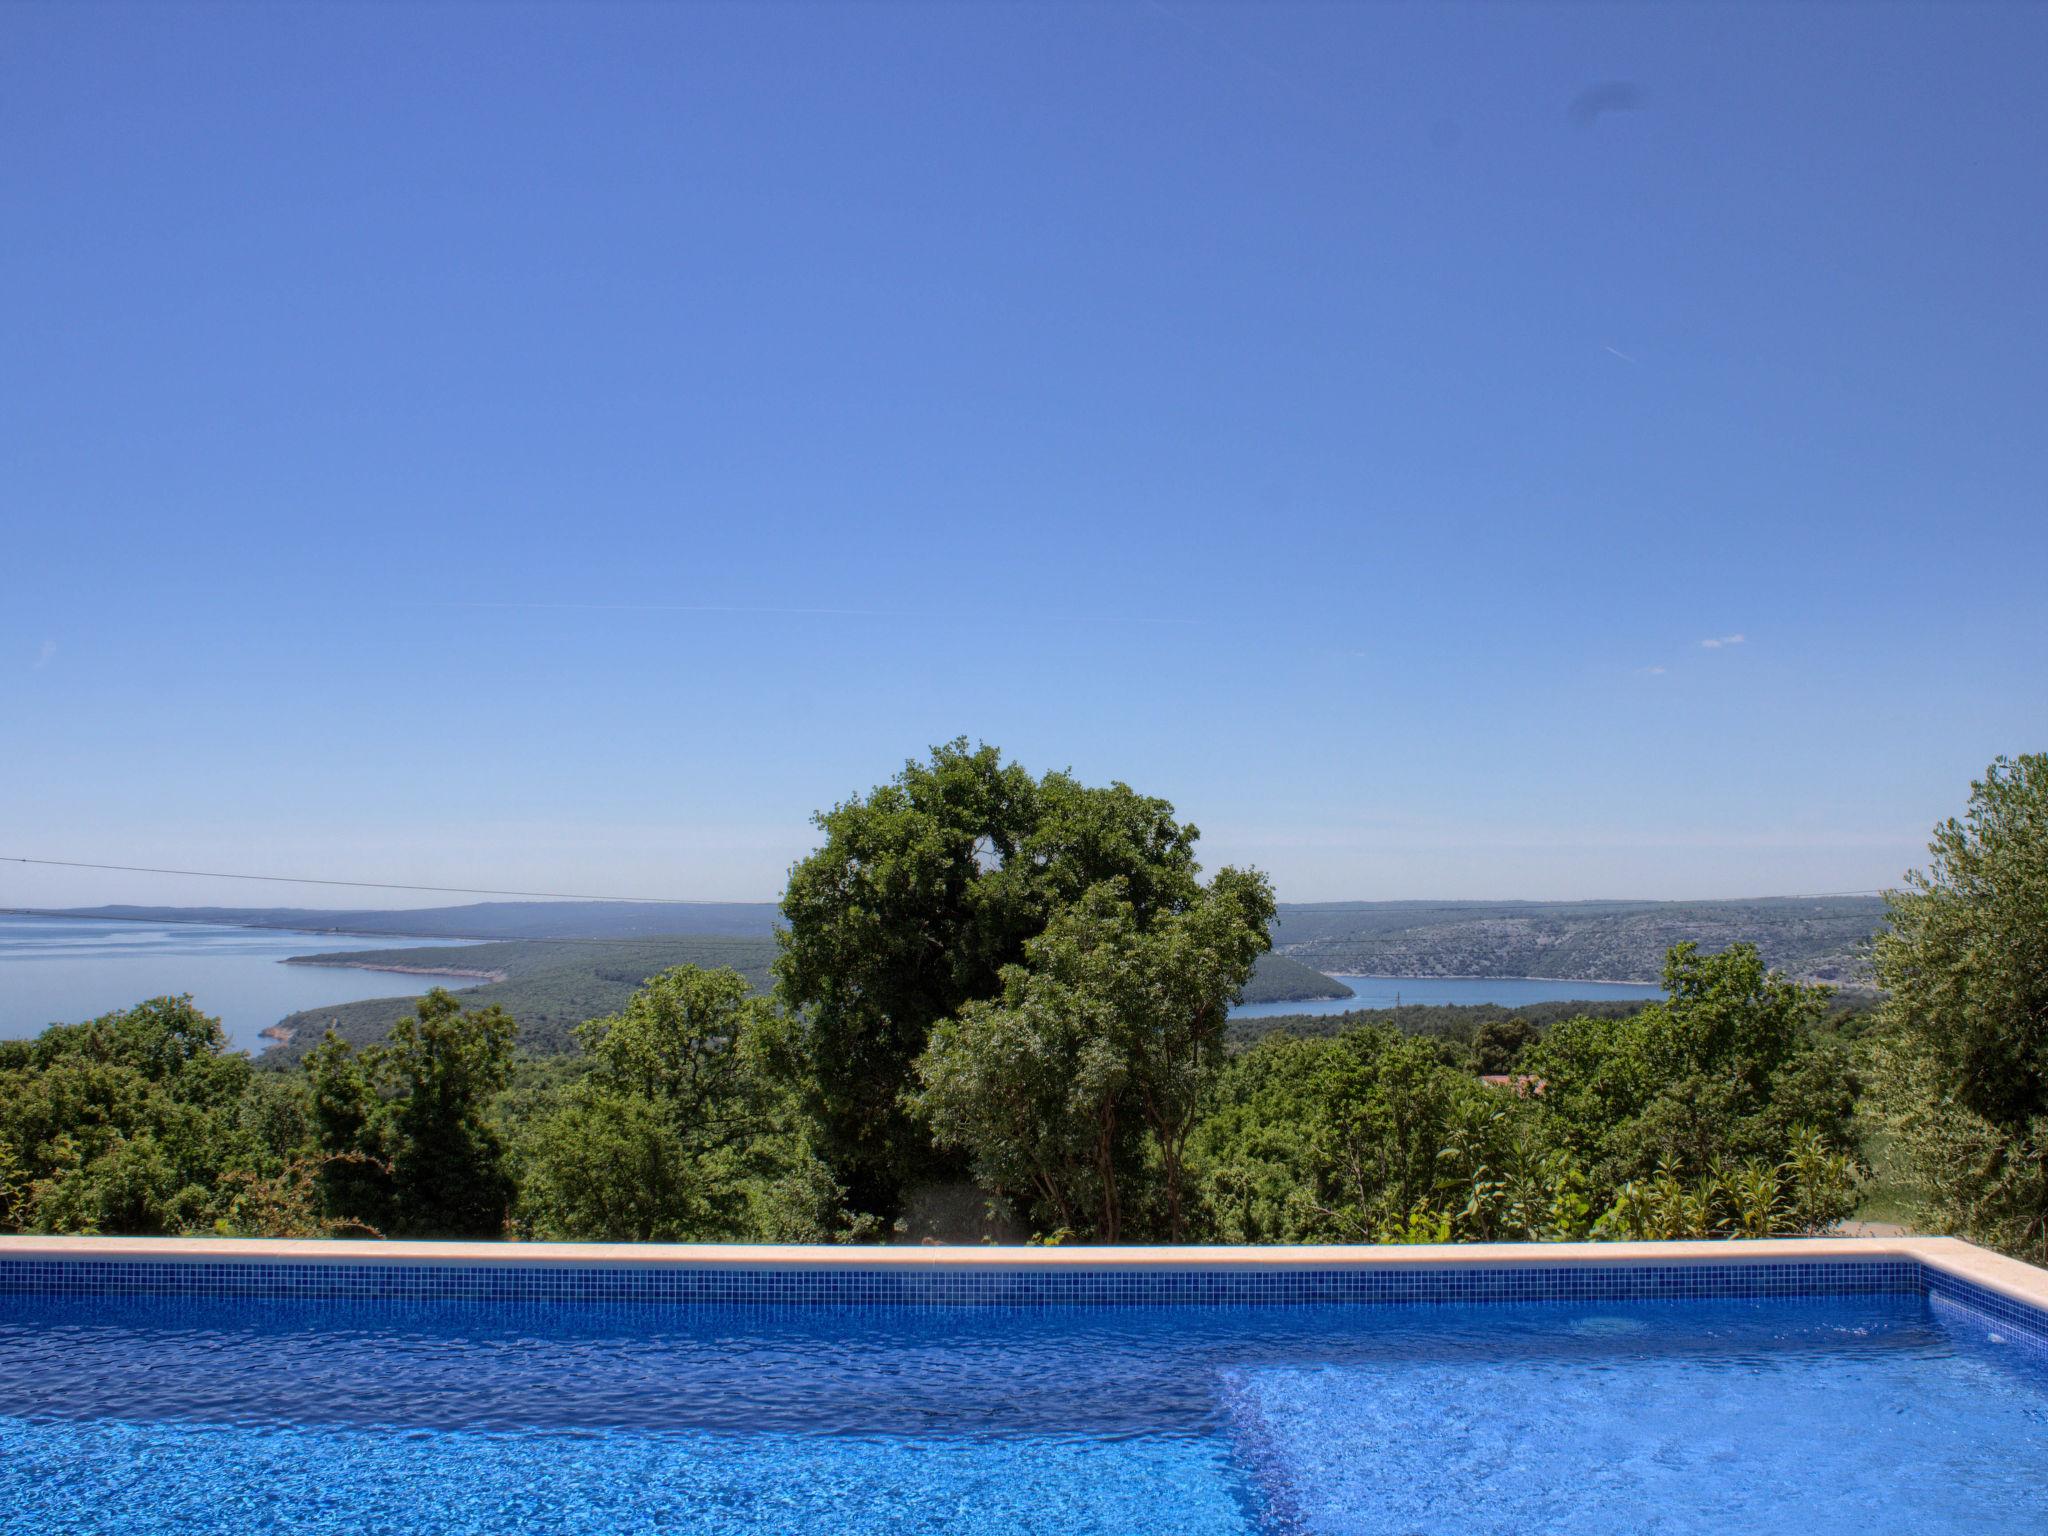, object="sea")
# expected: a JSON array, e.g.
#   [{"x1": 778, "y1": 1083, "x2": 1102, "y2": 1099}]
[
  {"x1": 0, "y1": 916, "x2": 483, "y2": 1053},
  {"x1": 0, "y1": 916, "x2": 1667, "y2": 1058},
  {"x1": 1228, "y1": 974, "x2": 1665, "y2": 1019}
]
